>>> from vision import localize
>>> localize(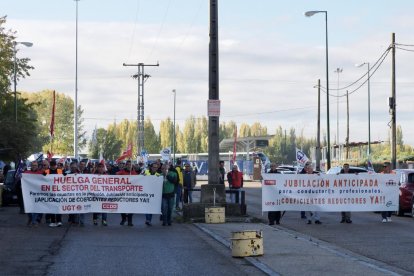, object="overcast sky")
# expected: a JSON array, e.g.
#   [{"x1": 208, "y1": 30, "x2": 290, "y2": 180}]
[{"x1": 4, "y1": 0, "x2": 414, "y2": 149}]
